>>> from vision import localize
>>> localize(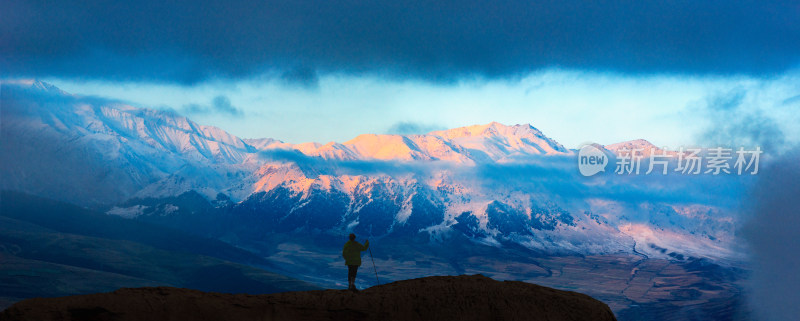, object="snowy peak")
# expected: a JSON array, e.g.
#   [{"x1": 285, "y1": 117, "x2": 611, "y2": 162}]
[
  {"x1": 605, "y1": 139, "x2": 657, "y2": 151},
  {"x1": 242, "y1": 121, "x2": 570, "y2": 163},
  {"x1": 6, "y1": 81, "x2": 576, "y2": 178},
  {"x1": 4, "y1": 81, "x2": 578, "y2": 204},
  {"x1": 344, "y1": 134, "x2": 432, "y2": 161},
  {"x1": 33, "y1": 80, "x2": 72, "y2": 96},
  {"x1": 428, "y1": 122, "x2": 570, "y2": 160},
  {"x1": 4, "y1": 81, "x2": 740, "y2": 263},
  {"x1": 2, "y1": 79, "x2": 71, "y2": 96},
  {"x1": 91, "y1": 102, "x2": 252, "y2": 164},
  {"x1": 429, "y1": 122, "x2": 540, "y2": 139},
  {"x1": 604, "y1": 139, "x2": 672, "y2": 157},
  {"x1": 406, "y1": 134, "x2": 473, "y2": 162},
  {"x1": 8, "y1": 81, "x2": 253, "y2": 164},
  {"x1": 334, "y1": 122, "x2": 569, "y2": 162}
]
